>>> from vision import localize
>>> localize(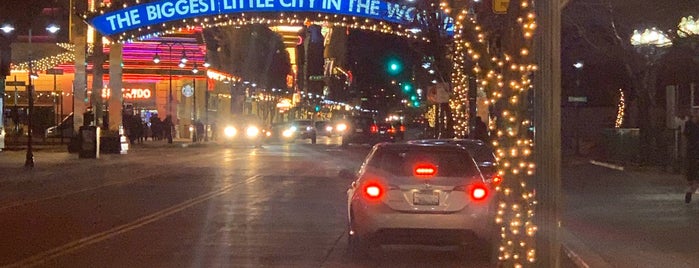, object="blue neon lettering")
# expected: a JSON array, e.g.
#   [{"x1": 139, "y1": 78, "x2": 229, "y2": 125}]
[
  {"x1": 105, "y1": 15, "x2": 118, "y2": 31},
  {"x1": 90, "y1": 0, "x2": 433, "y2": 36},
  {"x1": 190, "y1": 0, "x2": 200, "y2": 14},
  {"x1": 146, "y1": 5, "x2": 158, "y2": 20},
  {"x1": 279, "y1": 0, "x2": 292, "y2": 8},
  {"x1": 161, "y1": 2, "x2": 175, "y2": 17},
  {"x1": 176, "y1": 0, "x2": 189, "y2": 15}
]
